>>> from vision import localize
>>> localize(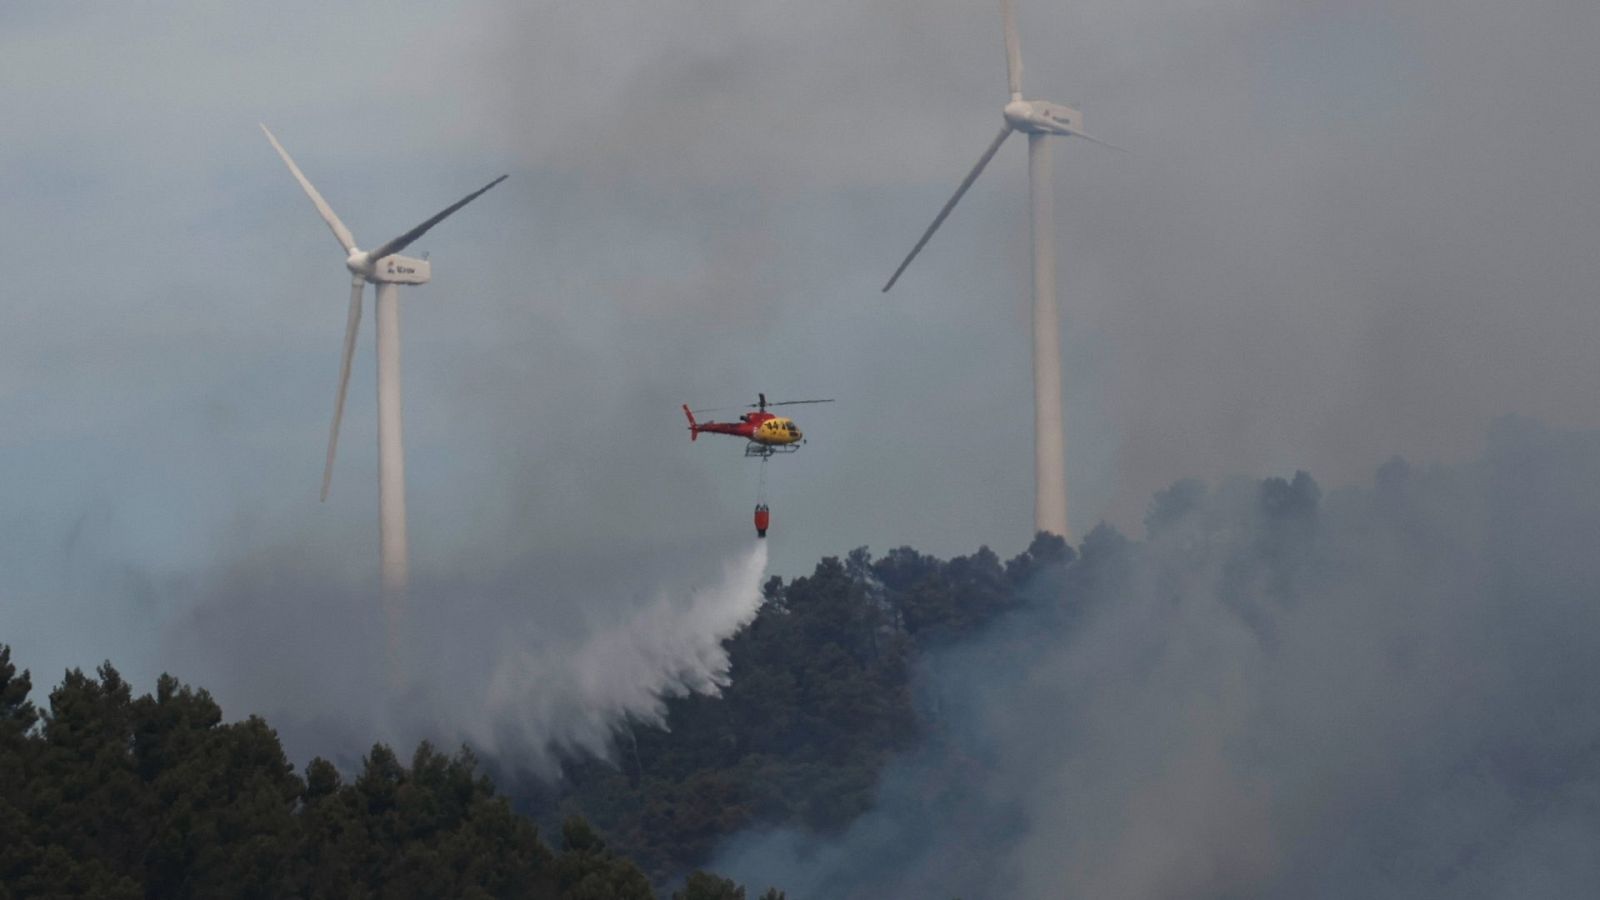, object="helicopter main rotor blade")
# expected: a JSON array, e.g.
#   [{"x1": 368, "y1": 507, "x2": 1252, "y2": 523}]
[
  {"x1": 691, "y1": 398, "x2": 836, "y2": 414},
  {"x1": 761, "y1": 399, "x2": 836, "y2": 407}
]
